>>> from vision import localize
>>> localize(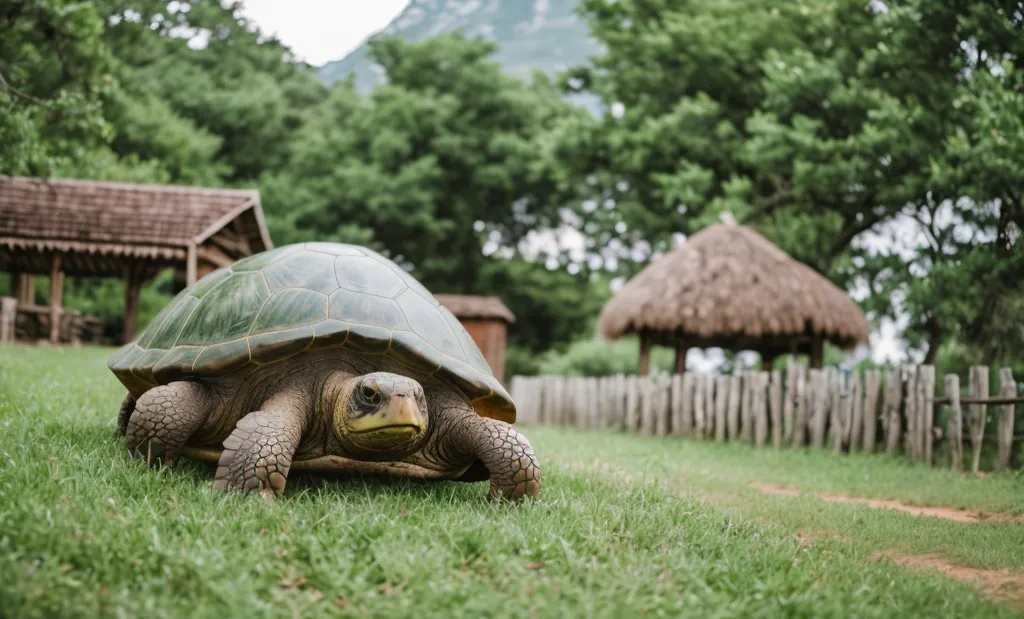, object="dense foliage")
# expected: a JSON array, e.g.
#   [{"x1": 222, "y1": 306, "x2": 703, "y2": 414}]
[{"x1": 2, "y1": 0, "x2": 1022, "y2": 374}]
